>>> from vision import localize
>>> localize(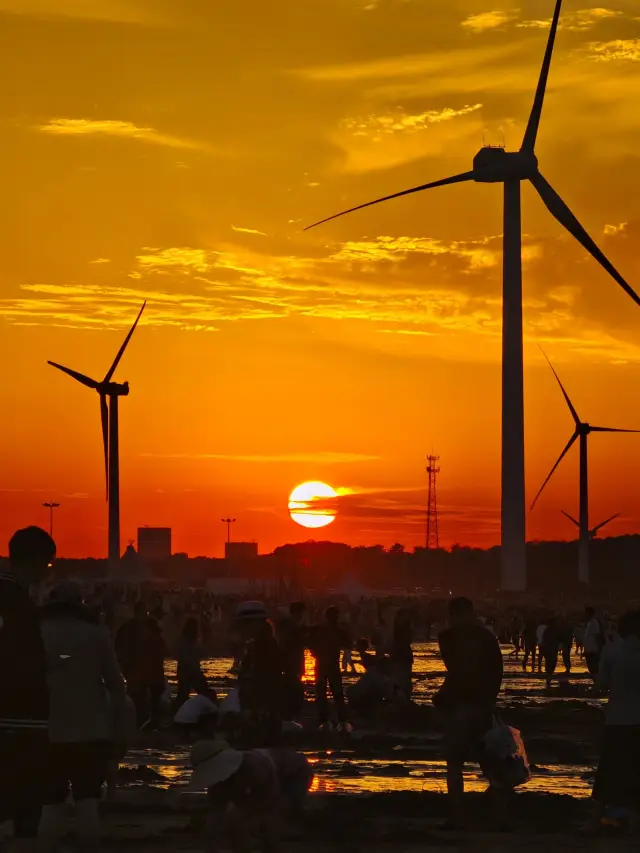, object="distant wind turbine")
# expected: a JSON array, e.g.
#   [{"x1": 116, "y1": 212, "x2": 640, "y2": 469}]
[
  {"x1": 561, "y1": 509, "x2": 620, "y2": 541},
  {"x1": 48, "y1": 302, "x2": 146, "y2": 566},
  {"x1": 531, "y1": 351, "x2": 638, "y2": 583},
  {"x1": 305, "y1": 0, "x2": 640, "y2": 591}
]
